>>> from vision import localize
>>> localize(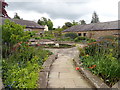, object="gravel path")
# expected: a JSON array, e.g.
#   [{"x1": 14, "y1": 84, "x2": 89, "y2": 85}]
[{"x1": 46, "y1": 47, "x2": 94, "y2": 88}]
